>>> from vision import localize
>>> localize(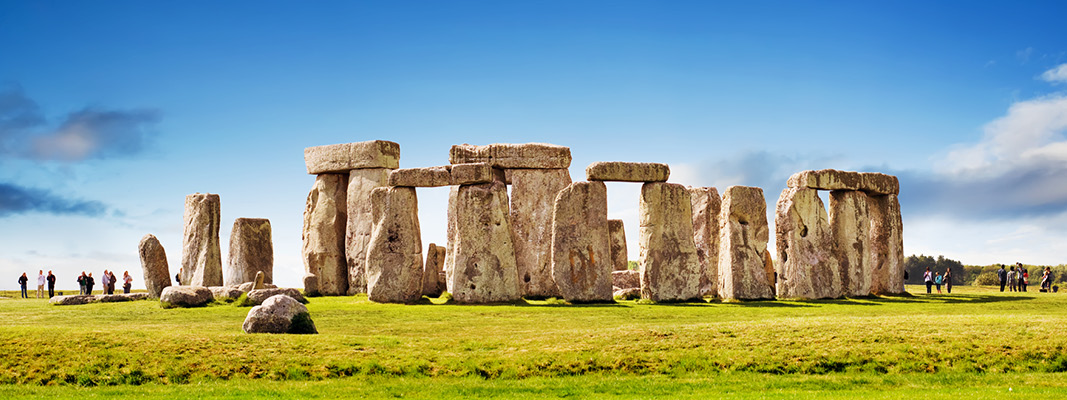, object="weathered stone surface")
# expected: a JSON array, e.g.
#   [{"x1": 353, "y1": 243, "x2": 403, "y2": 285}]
[
  {"x1": 138, "y1": 234, "x2": 172, "y2": 298},
  {"x1": 243, "y1": 294, "x2": 317, "y2": 334},
  {"x1": 97, "y1": 293, "x2": 150, "y2": 302},
  {"x1": 868, "y1": 194, "x2": 905, "y2": 295},
  {"x1": 224, "y1": 218, "x2": 273, "y2": 287},
  {"x1": 450, "y1": 143, "x2": 571, "y2": 169},
  {"x1": 304, "y1": 140, "x2": 400, "y2": 174},
  {"x1": 209, "y1": 286, "x2": 244, "y2": 301},
  {"x1": 551, "y1": 181, "x2": 613, "y2": 302},
  {"x1": 861, "y1": 173, "x2": 899, "y2": 196},
  {"x1": 254, "y1": 271, "x2": 265, "y2": 290},
  {"x1": 449, "y1": 181, "x2": 521, "y2": 303},
  {"x1": 303, "y1": 275, "x2": 320, "y2": 296},
  {"x1": 365, "y1": 187, "x2": 424, "y2": 304},
  {"x1": 422, "y1": 243, "x2": 447, "y2": 297},
  {"x1": 450, "y1": 163, "x2": 504, "y2": 185},
  {"x1": 830, "y1": 190, "x2": 872, "y2": 297},
  {"x1": 774, "y1": 188, "x2": 842, "y2": 300},
  {"x1": 718, "y1": 186, "x2": 775, "y2": 300},
  {"x1": 238, "y1": 281, "x2": 277, "y2": 293},
  {"x1": 346, "y1": 168, "x2": 391, "y2": 295},
  {"x1": 689, "y1": 187, "x2": 720, "y2": 298},
  {"x1": 613, "y1": 287, "x2": 641, "y2": 300},
  {"x1": 608, "y1": 220, "x2": 628, "y2": 271},
  {"x1": 181, "y1": 193, "x2": 222, "y2": 287},
  {"x1": 612, "y1": 270, "x2": 640, "y2": 289},
  {"x1": 444, "y1": 186, "x2": 458, "y2": 294},
  {"x1": 302, "y1": 174, "x2": 348, "y2": 296},
  {"x1": 247, "y1": 288, "x2": 308, "y2": 305},
  {"x1": 639, "y1": 182, "x2": 701, "y2": 302},
  {"x1": 160, "y1": 286, "x2": 214, "y2": 308},
  {"x1": 389, "y1": 166, "x2": 452, "y2": 187},
  {"x1": 786, "y1": 169, "x2": 899, "y2": 195},
  {"x1": 510, "y1": 168, "x2": 571, "y2": 298},
  {"x1": 586, "y1": 162, "x2": 670, "y2": 182},
  {"x1": 49, "y1": 295, "x2": 96, "y2": 306}
]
